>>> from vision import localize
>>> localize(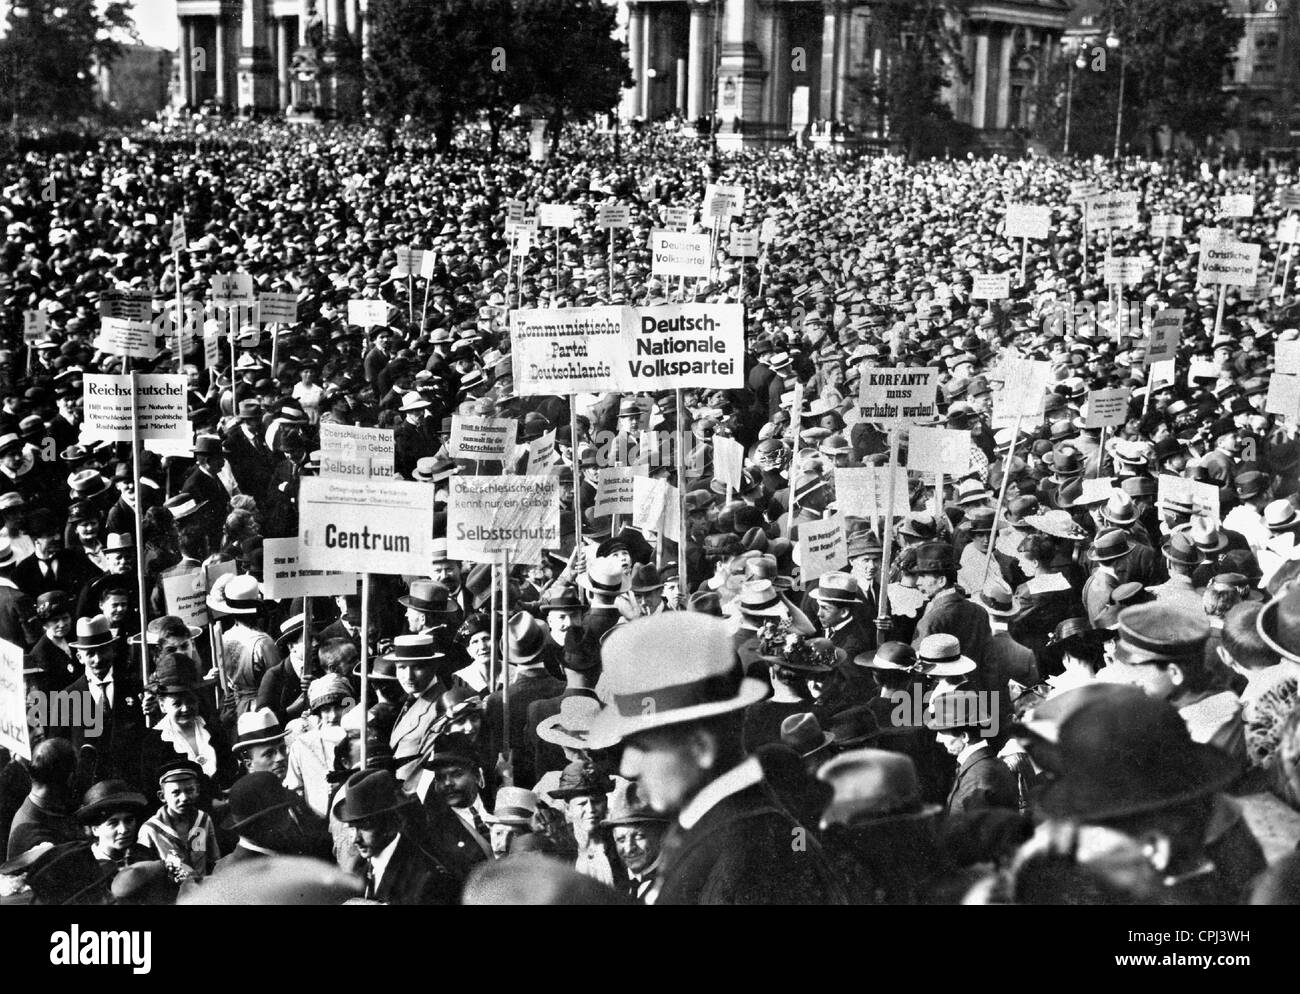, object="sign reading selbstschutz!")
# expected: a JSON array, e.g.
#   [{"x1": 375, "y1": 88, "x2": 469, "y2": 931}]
[
  {"x1": 446, "y1": 475, "x2": 561, "y2": 565},
  {"x1": 511, "y1": 304, "x2": 744, "y2": 395},
  {"x1": 298, "y1": 477, "x2": 433, "y2": 575}
]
